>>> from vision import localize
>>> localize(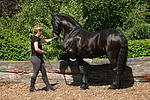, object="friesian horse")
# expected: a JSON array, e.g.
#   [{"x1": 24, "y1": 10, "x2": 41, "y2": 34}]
[{"x1": 51, "y1": 13, "x2": 128, "y2": 89}]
